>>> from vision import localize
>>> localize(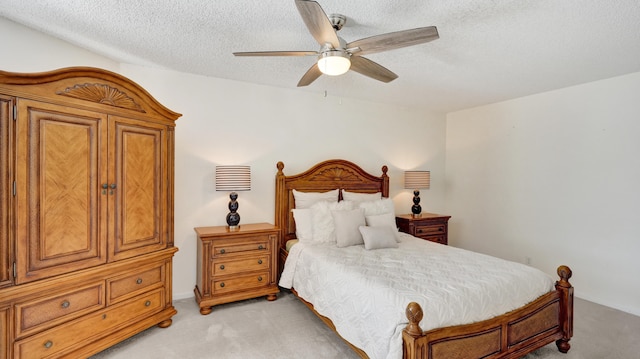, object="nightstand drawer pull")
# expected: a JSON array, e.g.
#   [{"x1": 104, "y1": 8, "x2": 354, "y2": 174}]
[
  {"x1": 258, "y1": 245, "x2": 264, "y2": 250},
  {"x1": 258, "y1": 259, "x2": 263, "y2": 264},
  {"x1": 220, "y1": 249, "x2": 226, "y2": 254},
  {"x1": 44, "y1": 340, "x2": 53, "y2": 349},
  {"x1": 220, "y1": 282, "x2": 225, "y2": 288},
  {"x1": 417, "y1": 229, "x2": 423, "y2": 233},
  {"x1": 219, "y1": 265, "x2": 225, "y2": 270},
  {"x1": 60, "y1": 300, "x2": 70, "y2": 309},
  {"x1": 258, "y1": 276, "x2": 263, "y2": 282}
]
